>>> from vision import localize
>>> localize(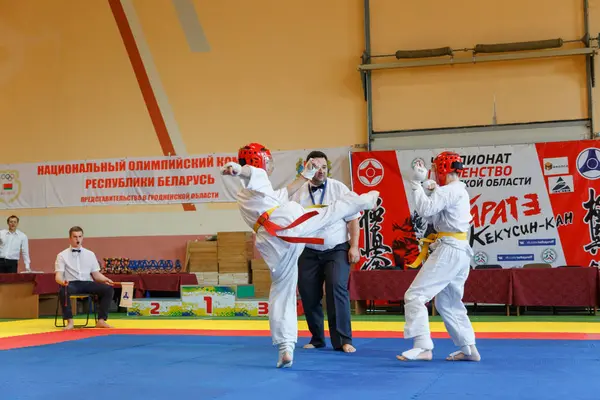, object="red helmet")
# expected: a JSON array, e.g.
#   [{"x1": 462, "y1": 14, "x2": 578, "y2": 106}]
[
  {"x1": 432, "y1": 151, "x2": 463, "y2": 185},
  {"x1": 238, "y1": 143, "x2": 274, "y2": 174}
]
